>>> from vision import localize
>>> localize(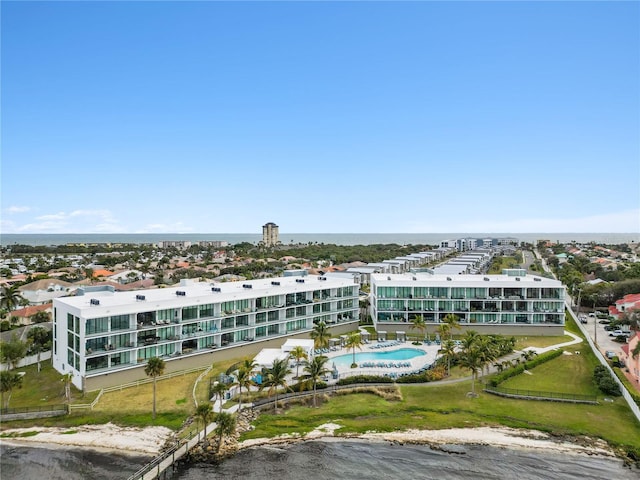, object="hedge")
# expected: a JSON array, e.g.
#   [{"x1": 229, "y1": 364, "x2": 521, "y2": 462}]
[
  {"x1": 489, "y1": 349, "x2": 565, "y2": 387},
  {"x1": 612, "y1": 367, "x2": 640, "y2": 406},
  {"x1": 336, "y1": 375, "x2": 394, "y2": 386}
]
